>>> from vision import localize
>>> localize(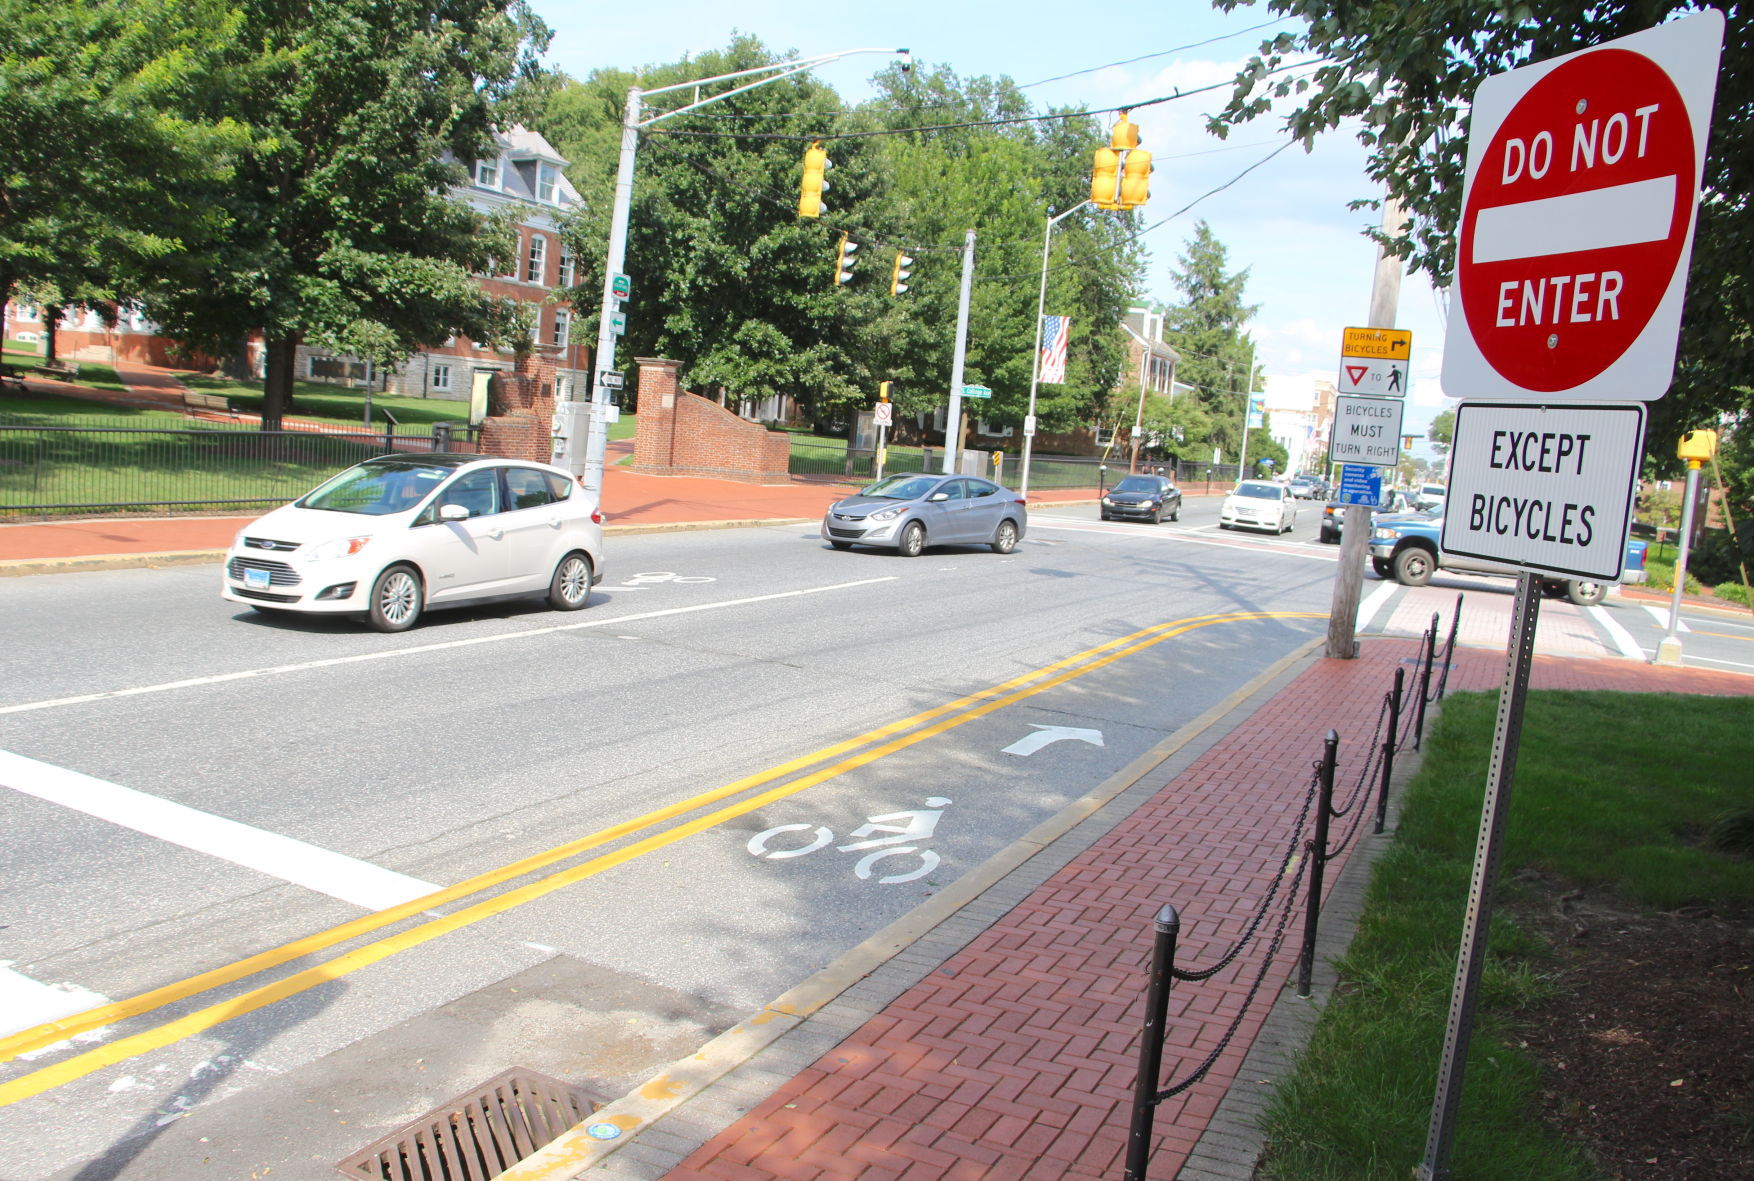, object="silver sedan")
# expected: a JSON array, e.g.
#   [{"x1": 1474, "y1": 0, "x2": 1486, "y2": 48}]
[{"x1": 821, "y1": 473, "x2": 1028, "y2": 556}]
